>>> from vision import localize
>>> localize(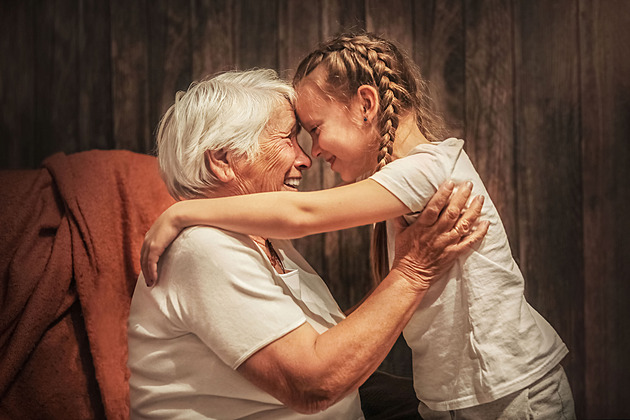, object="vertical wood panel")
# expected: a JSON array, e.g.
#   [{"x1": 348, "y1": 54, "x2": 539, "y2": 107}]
[
  {"x1": 78, "y1": 0, "x2": 113, "y2": 151},
  {"x1": 580, "y1": 0, "x2": 630, "y2": 417},
  {"x1": 191, "y1": 0, "x2": 237, "y2": 79},
  {"x1": 322, "y1": 0, "x2": 365, "y2": 37},
  {"x1": 463, "y1": 0, "x2": 517, "y2": 250},
  {"x1": 236, "y1": 0, "x2": 279, "y2": 70},
  {"x1": 366, "y1": 0, "x2": 413, "y2": 54},
  {"x1": 148, "y1": 0, "x2": 192, "y2": 145},
  {"x1": 110, "y1": 0, "x2": 150, "y2": 151},
  {"x1": 413, "y1": 0, "x2": 465, "y2": 137},
  {"x1": 0, "y1": 1, "x2": 35, "y2": 168},
  {"x1": 278, "y1": 0, "x2": 322, "y2": 79},
  {"x1": 513, "y1": 0, "x2": 585, "y2": 415},
  {"x1": 34, "y1": 0, "x2": 80, "y2": 164}
]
